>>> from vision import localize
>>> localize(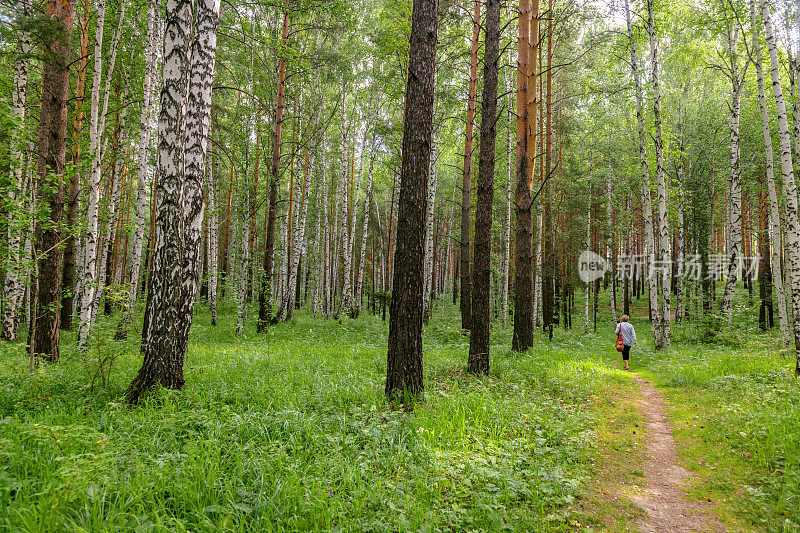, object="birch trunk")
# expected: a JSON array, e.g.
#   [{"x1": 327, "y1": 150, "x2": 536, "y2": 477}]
[
  {"x1": 127, "y1": 0, "x2": 220, "y2": 402},
  {"x1": 78, "y1": 0, "x2": 125, "y2": 346},
  {"x1": 116, "y1": 0, "x2": 160, "y2": 338},
  {"x1": 501, "y1": 68, "x2": 513, "y2": 329},
  {"x1": 648, "y1": 0, "x2": 670, "y2": 348},
  {"x1": 2, "y1": 1, "x2": 32, "y2": 341},
  {"x1": 354, "y1": 134, "x2": 379, "y2": 318},
  {"x1": 752, "y1": 0, "x2": 789, "y2": 345},
  {"x1": 282, "y1": 111, "x2": 317, "y2": 320},
  {"x1": 625, "y1": 0, "x2": 660, "y2": 345},
  {"x1": 423, "y1": 132, "x2": 438, "y2": 322},
  {"x1": 762, "y1": 0, "x2": 800, "y2": 361},
  {"x1": 721, "y1": 27, "x2": 745, "y2": 323}
]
